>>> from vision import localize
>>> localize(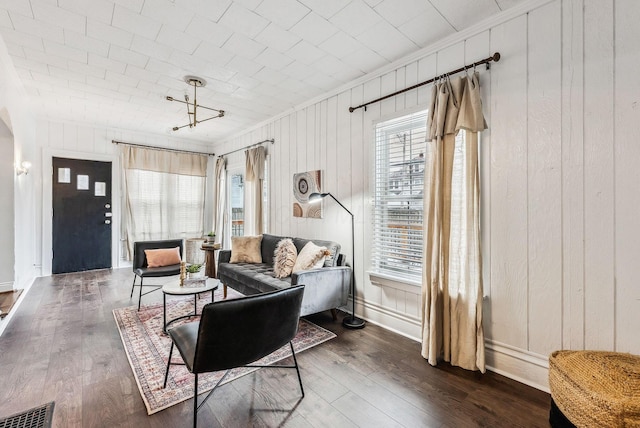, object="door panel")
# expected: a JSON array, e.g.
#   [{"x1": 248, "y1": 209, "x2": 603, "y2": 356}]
[{"x1": 52, "y1": 157, "x2": 112, "y2": 274}]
